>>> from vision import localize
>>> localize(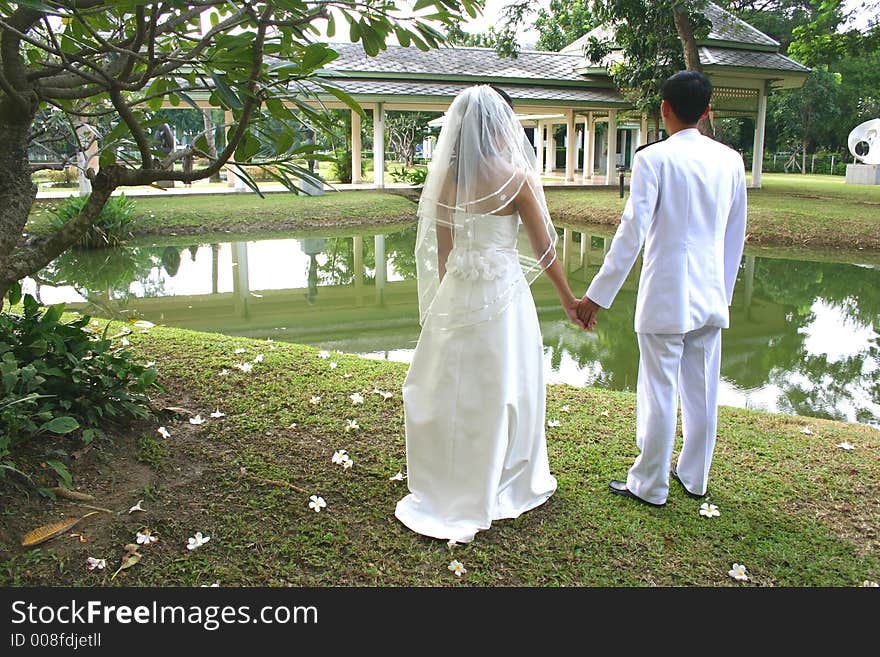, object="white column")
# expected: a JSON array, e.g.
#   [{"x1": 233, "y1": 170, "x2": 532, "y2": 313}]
[
  {"x1": 374, "y1": 233, "x2": 386, "y2": 303},
  {"x1": 545, "y1": 122, "x2": 556, "y2": 174},
  {"x1": 565, "y1": 110, "x2": 577, "y2": 182},
  {"x1": 639, "y1": 113, "x2": 649, "y2": 145},
  {"x1": 351, "y1": 109, "x2": 362, "y2": 184},
  {"x1": 75, "y1": 123, "x2": 98, "y2": 196},
  {"x1": 534, "y1": 121, "x2": 544, "y2": 172},
  {"x1": 583, "y1": 112, "x2": 594, "y2": 182},
  {"x1": 562, "y1": 227, "x2": 572, "y2": 272},
  {"x1": 751, "y1": 85, "x2": 768, "y2": 189},
  {"x1": 353, "y1": 234, "x2": 364, "y2": 291},
  {"x1": 605, "y1": 110, "x2": 618, "y2": 185},
  {"x1": 373, "y1": 103, "x2": 385, "y2": 189}
]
